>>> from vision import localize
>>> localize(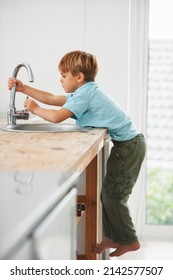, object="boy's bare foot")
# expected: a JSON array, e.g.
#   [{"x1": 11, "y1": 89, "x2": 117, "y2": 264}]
[
  {"x1": 92, "y1": 236, "x2": 119, "y2": 254},
  {"x1": 109, "y1": 241, "x2": 140, "y2": 257}
]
